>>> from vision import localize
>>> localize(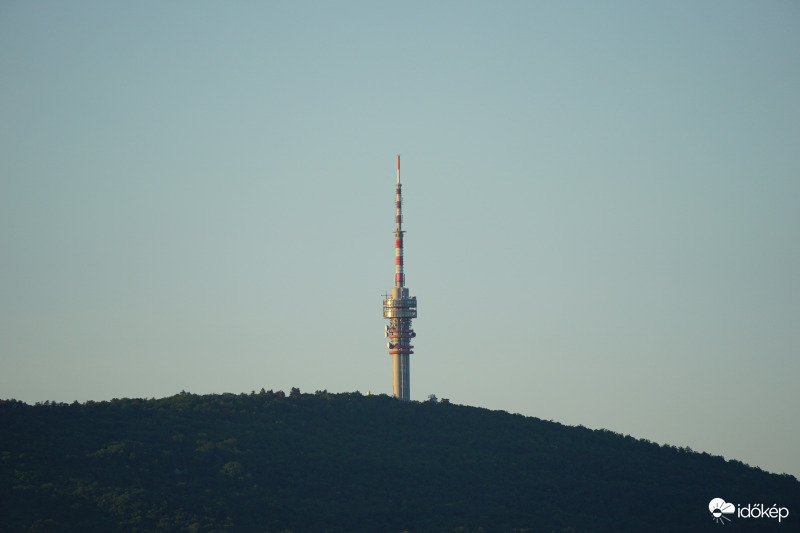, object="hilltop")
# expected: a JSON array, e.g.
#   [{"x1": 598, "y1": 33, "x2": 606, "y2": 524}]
[{"x1": 1, "y1": 390, "x2": 797, "y2": 532}]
